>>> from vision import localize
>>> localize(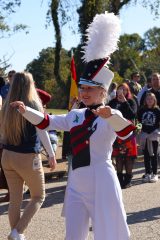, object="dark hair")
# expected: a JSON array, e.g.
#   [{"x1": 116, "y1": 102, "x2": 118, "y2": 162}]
[
  {"x1": 131, "y1": 72, "x2": 140, "y2": 79},
  {"x1": 8, "y1": 70, "x2": 16, "y2": 78},
  {"x1": 123, "y1": 79, "x2": 130, "y2": 84},
  {"x1": 0, "y1": 76, "x2": 5, "y2": 88},
  {"x1": 147, "y1": 76, "x2": 152, "y2": 83},
  {"x1": 108, "y1": 82, "x2": 117, "y2": 94}
]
